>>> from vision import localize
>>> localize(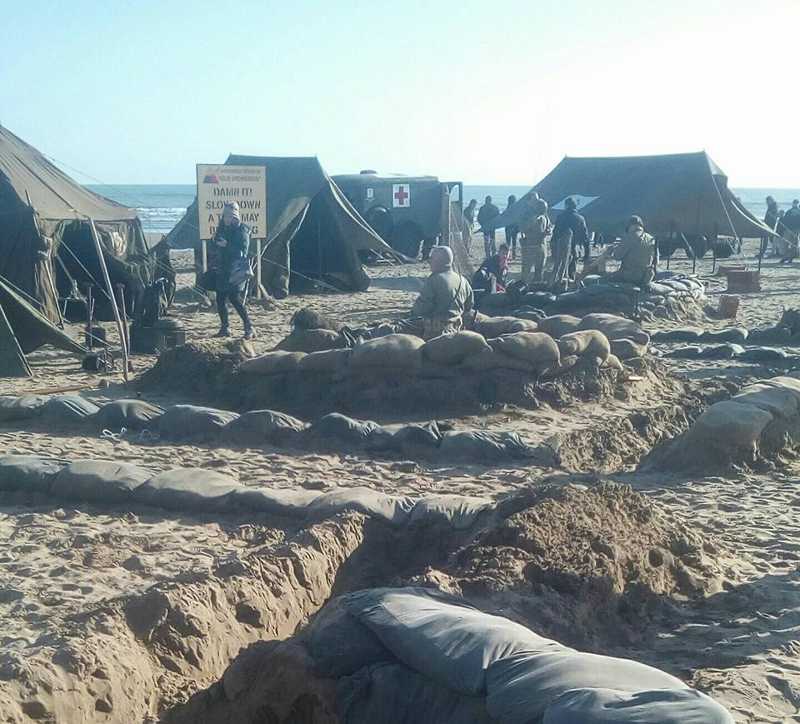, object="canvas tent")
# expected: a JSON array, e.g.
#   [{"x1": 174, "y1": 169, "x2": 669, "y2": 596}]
[
  {"x1": 0, "y1": 276, "x2": 84, "y2": 377},
  {"x1": 490, "y1": 151, "x2": 774, "y2": 241},
  {"x1": 165, "y1": 155, "x2": 399, "y2": 297},
  {"x1": 0, "y1": 124, "x2": 156, "y2": 324}
]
